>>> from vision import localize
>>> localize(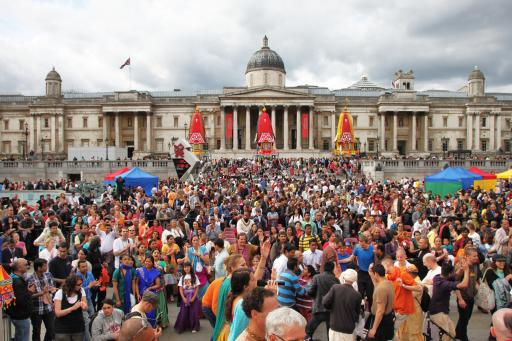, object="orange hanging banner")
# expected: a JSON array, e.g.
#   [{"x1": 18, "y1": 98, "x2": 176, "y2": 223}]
[{"x1": 301, "y1": 113, "x2": 309, "y2": 139}]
